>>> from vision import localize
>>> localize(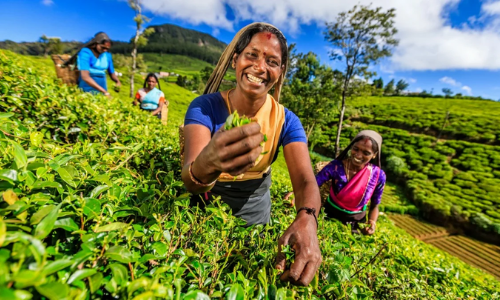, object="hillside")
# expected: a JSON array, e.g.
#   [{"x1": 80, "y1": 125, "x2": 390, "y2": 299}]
[
  {"x1": 312, "y1": 96, "x2": 500, "y2": 244},
  {"x1": 0, "y1": 24, "x2": 226, "y2": 65},
  {"x1": 112, "y1": 24, "x2": 226, "y2": 65},
  {"x1": 1, "y1": 50, "x2": 499, "y2": 299}
]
